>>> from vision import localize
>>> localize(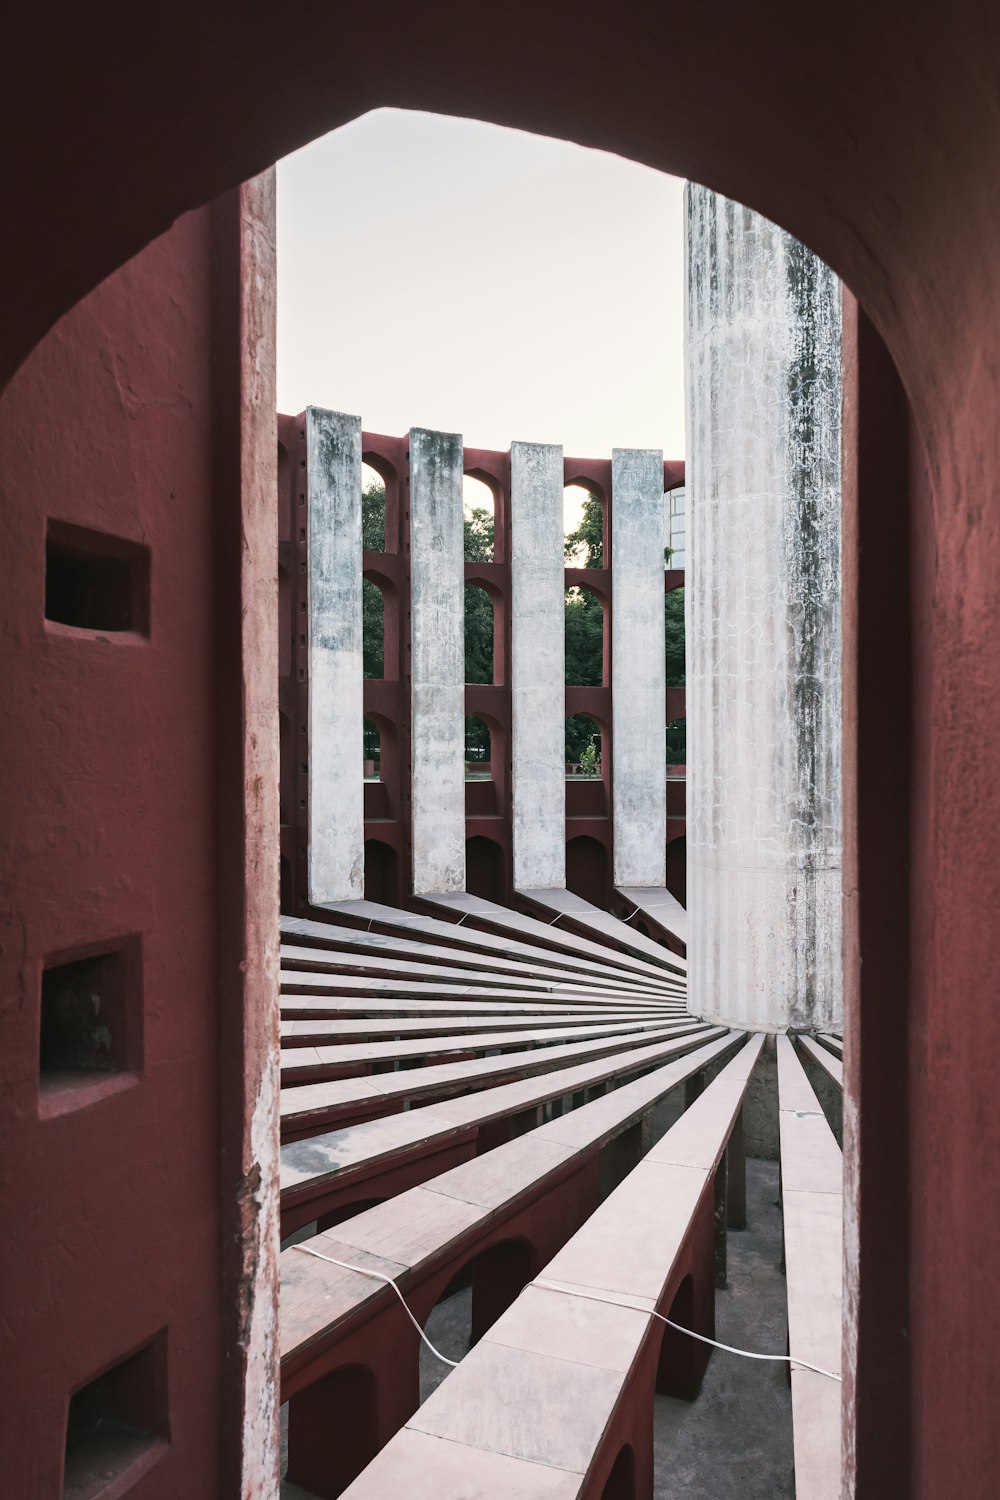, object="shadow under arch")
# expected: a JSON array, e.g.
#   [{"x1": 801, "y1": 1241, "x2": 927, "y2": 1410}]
[
  {"x1": 566, "y1": 832, "x2": 610, "y2": 908},
  {"x1": 363, "y1": 836, "x2": 400, "y2": 905},
  {"x1": 600, "y1": 1443, "x2": 637, "y2": 1500},
  {"x1": 465, "y1": 833, "x2": 504, "y2": 902},
  {"x1": 284, "y1": 1361, "x2": 379, "y2": 1498}
]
